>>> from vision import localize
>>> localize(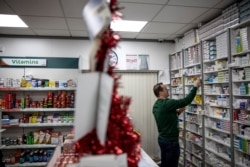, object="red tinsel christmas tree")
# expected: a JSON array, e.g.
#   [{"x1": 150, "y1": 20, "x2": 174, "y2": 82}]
[{"x1": 75, "y1": 0, "x2": 141, "y2": 167}]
